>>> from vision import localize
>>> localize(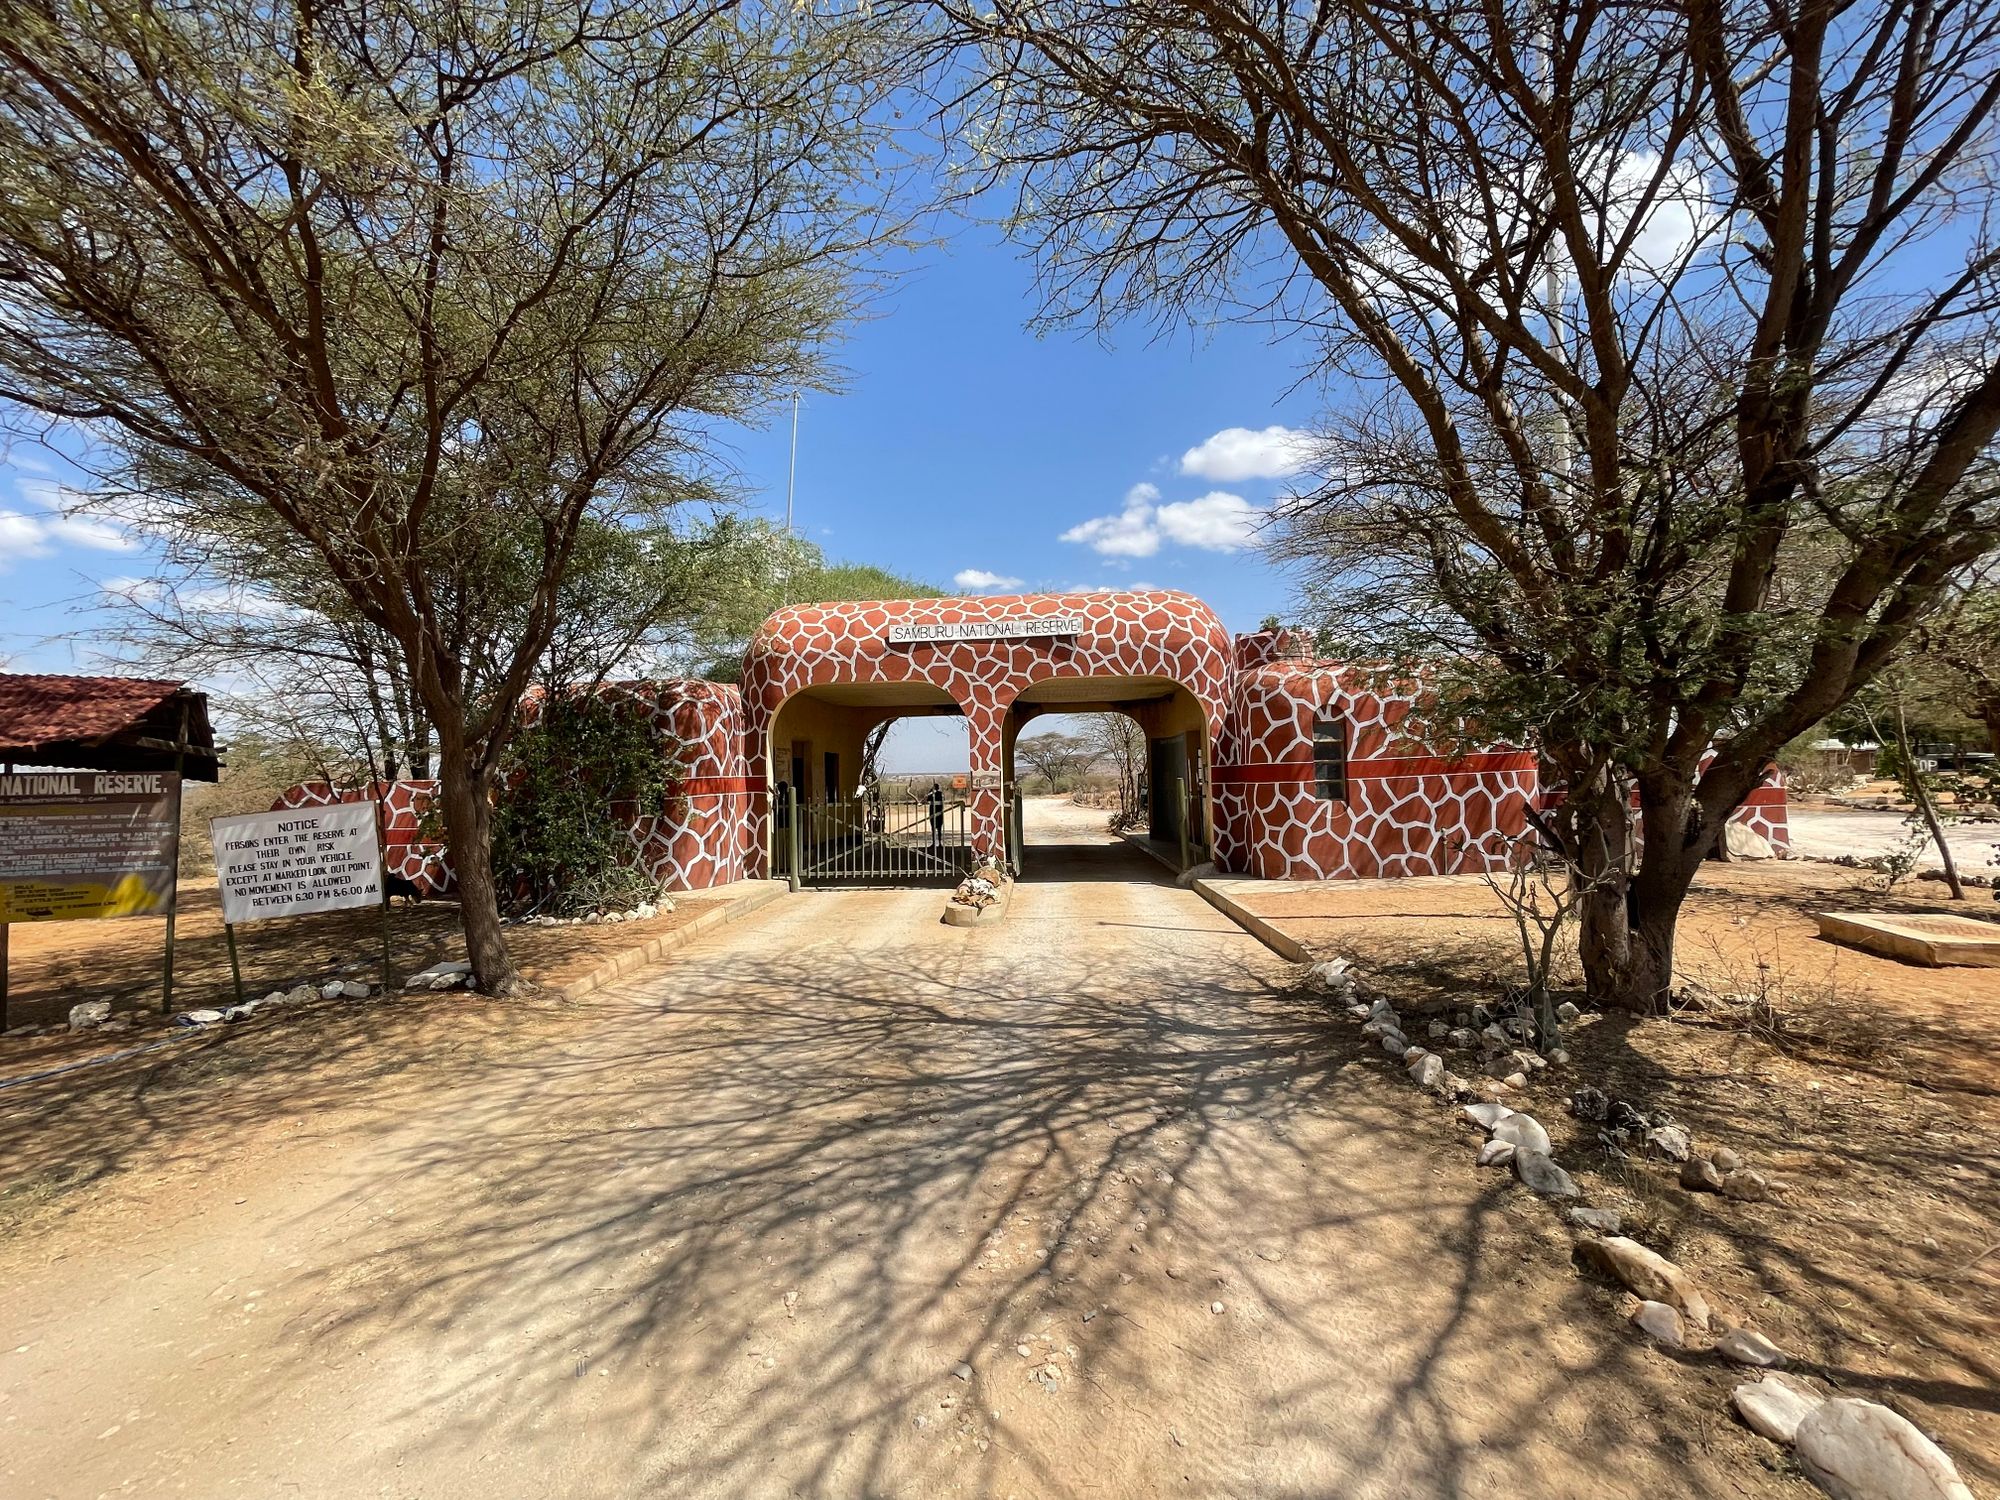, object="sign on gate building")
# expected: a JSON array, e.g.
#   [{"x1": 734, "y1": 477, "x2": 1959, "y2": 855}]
[
  {"x1": 0, "y1": 771, "x2": 182, "y2": 923},
  {"x1": 211, "y1": 803, "x2": 385, "y2": 924}
]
